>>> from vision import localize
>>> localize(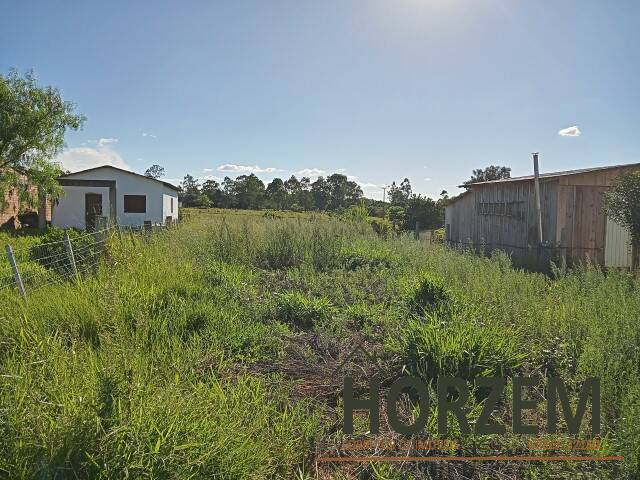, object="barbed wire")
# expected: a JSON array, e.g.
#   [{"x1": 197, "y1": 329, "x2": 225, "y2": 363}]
[{"x1": 1, "y1": 222, "x2": 170, "y2": 298}]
